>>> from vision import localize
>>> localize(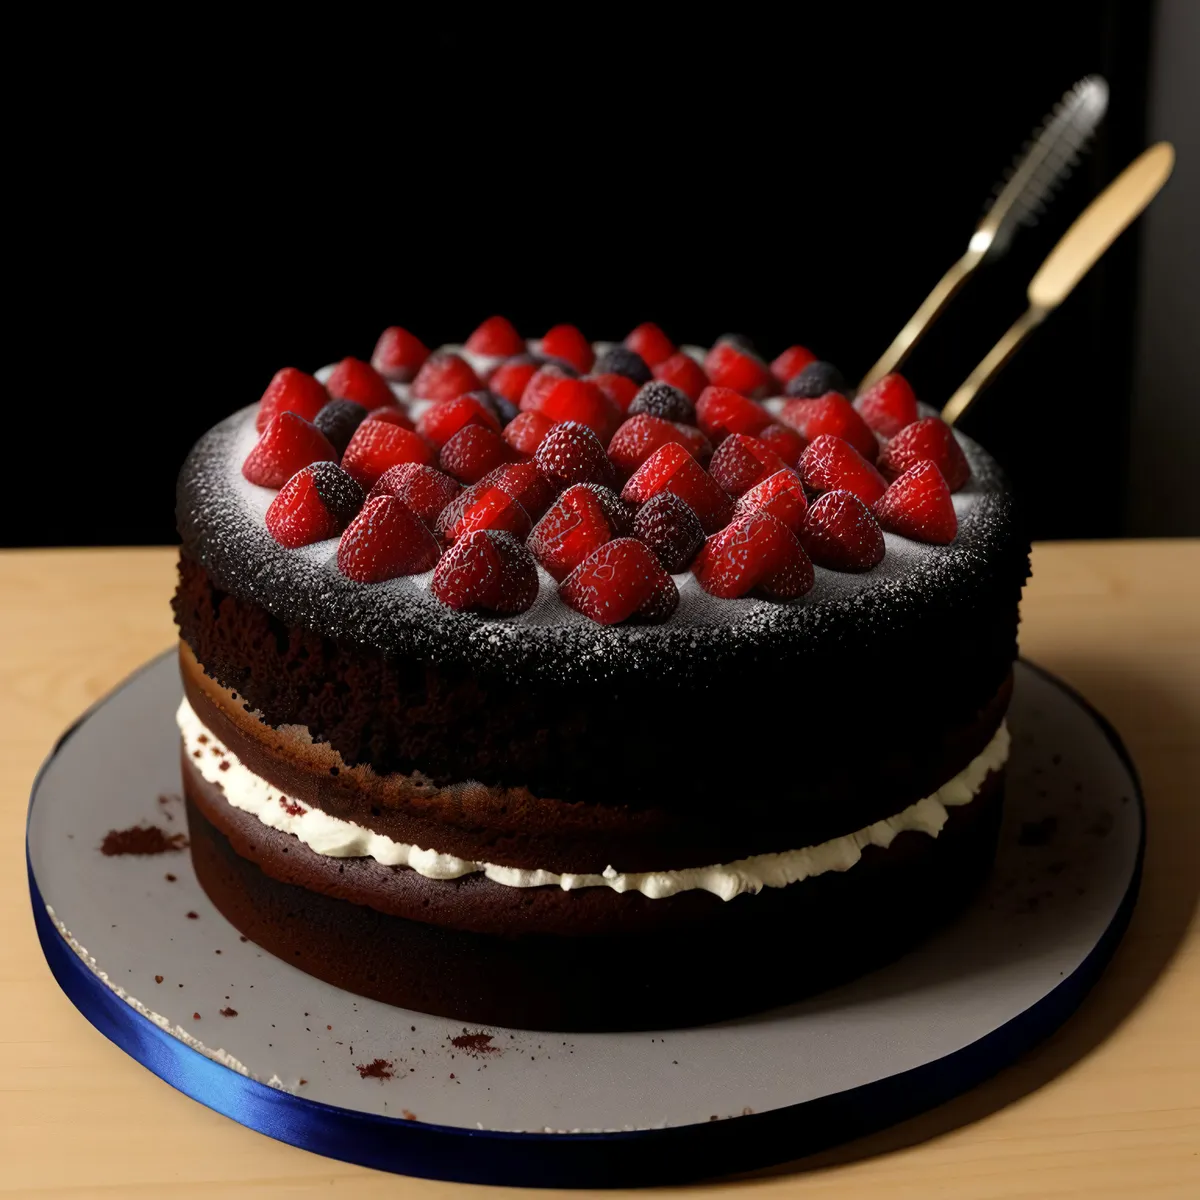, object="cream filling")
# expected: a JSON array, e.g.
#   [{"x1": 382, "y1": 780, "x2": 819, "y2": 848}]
[{"x1": 178, "y1": 699, "x2": 1009, "y2": 902}]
